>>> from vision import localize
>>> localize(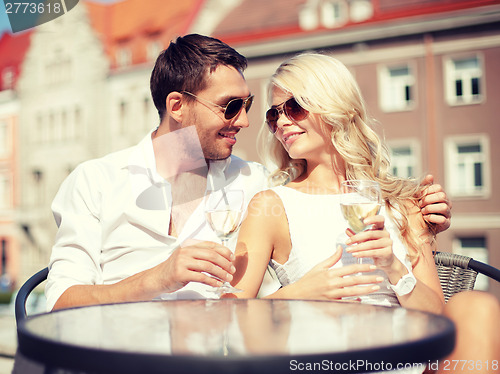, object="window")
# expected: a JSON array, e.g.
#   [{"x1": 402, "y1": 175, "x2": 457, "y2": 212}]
[
  {"x1": 143, "y1": 96, "x2": 153, "y2": 130},
  {"x1": 454, "y1": 237, "x2": 489, "y2": 291},
  {"x1": 0, "y1": 120, "x2": 10, "y2": 157},
  {"x1": 445, "y1": 135, "x2": 490, "y2": 197},
  {"x1": 116, "y1": 48, "x2": 132, "y2": 68},
  {"x1": 2, "y1": 67, "x2": 14, "y2": 90},
  {"x1": 379, "y1": 64, "x2": 415, "y2": 112},
  {"x1": 40, "y1": 113, "x2": 52, "y2": 143},
  {"x1": 54, "y1": 112, "x2": 62, "y2": 142},
  {"x1": 350, "y1": 0, "x2": 374, "y2": 23},
  {"x1": 299, "y1": 1, "x2": 319, "y2": 30},
  {"x1": 49, "y1": 112, "x2": 55, "y2": 143},
  {"x1": 1, "y1": 239, "x2": 7, "y2": 275},
  {"x1": 119, "y1": 101, "x2": 129, "y2": 134},
  {"x1": 32, "y1": 169, "x2": 44, "y2": 205},
  {"x1": 61, "y1": 110, "x2": 68, "y2": 140},
  {"x1": 445, "y1": 55, "x2": 483, "y2": 105},
  {"x1": 300, "y1": 0, "x2": 348, "y2": 30},
  {"x1": 321, "y1": 0, "x2": 348, "y2": 28},
  {"x1": 0, "y1": 173, "x2": 12, "y2": 209},
  {"x1": 389, "y1": 144, "x2": 419, "y2": 179},
  {"x1": 147, "y1": 40, "x2": 163, "y2": 62},
  {"x1": 74, "y1": 106, "x2": 82, "y2": 139}
]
